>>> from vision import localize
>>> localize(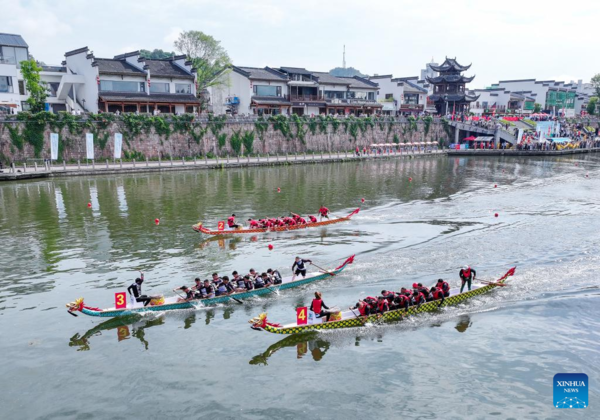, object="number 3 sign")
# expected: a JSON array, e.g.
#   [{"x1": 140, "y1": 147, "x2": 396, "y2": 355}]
[{"x1": 115, "y1": 292, "x2": 127, "y2": 309}]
